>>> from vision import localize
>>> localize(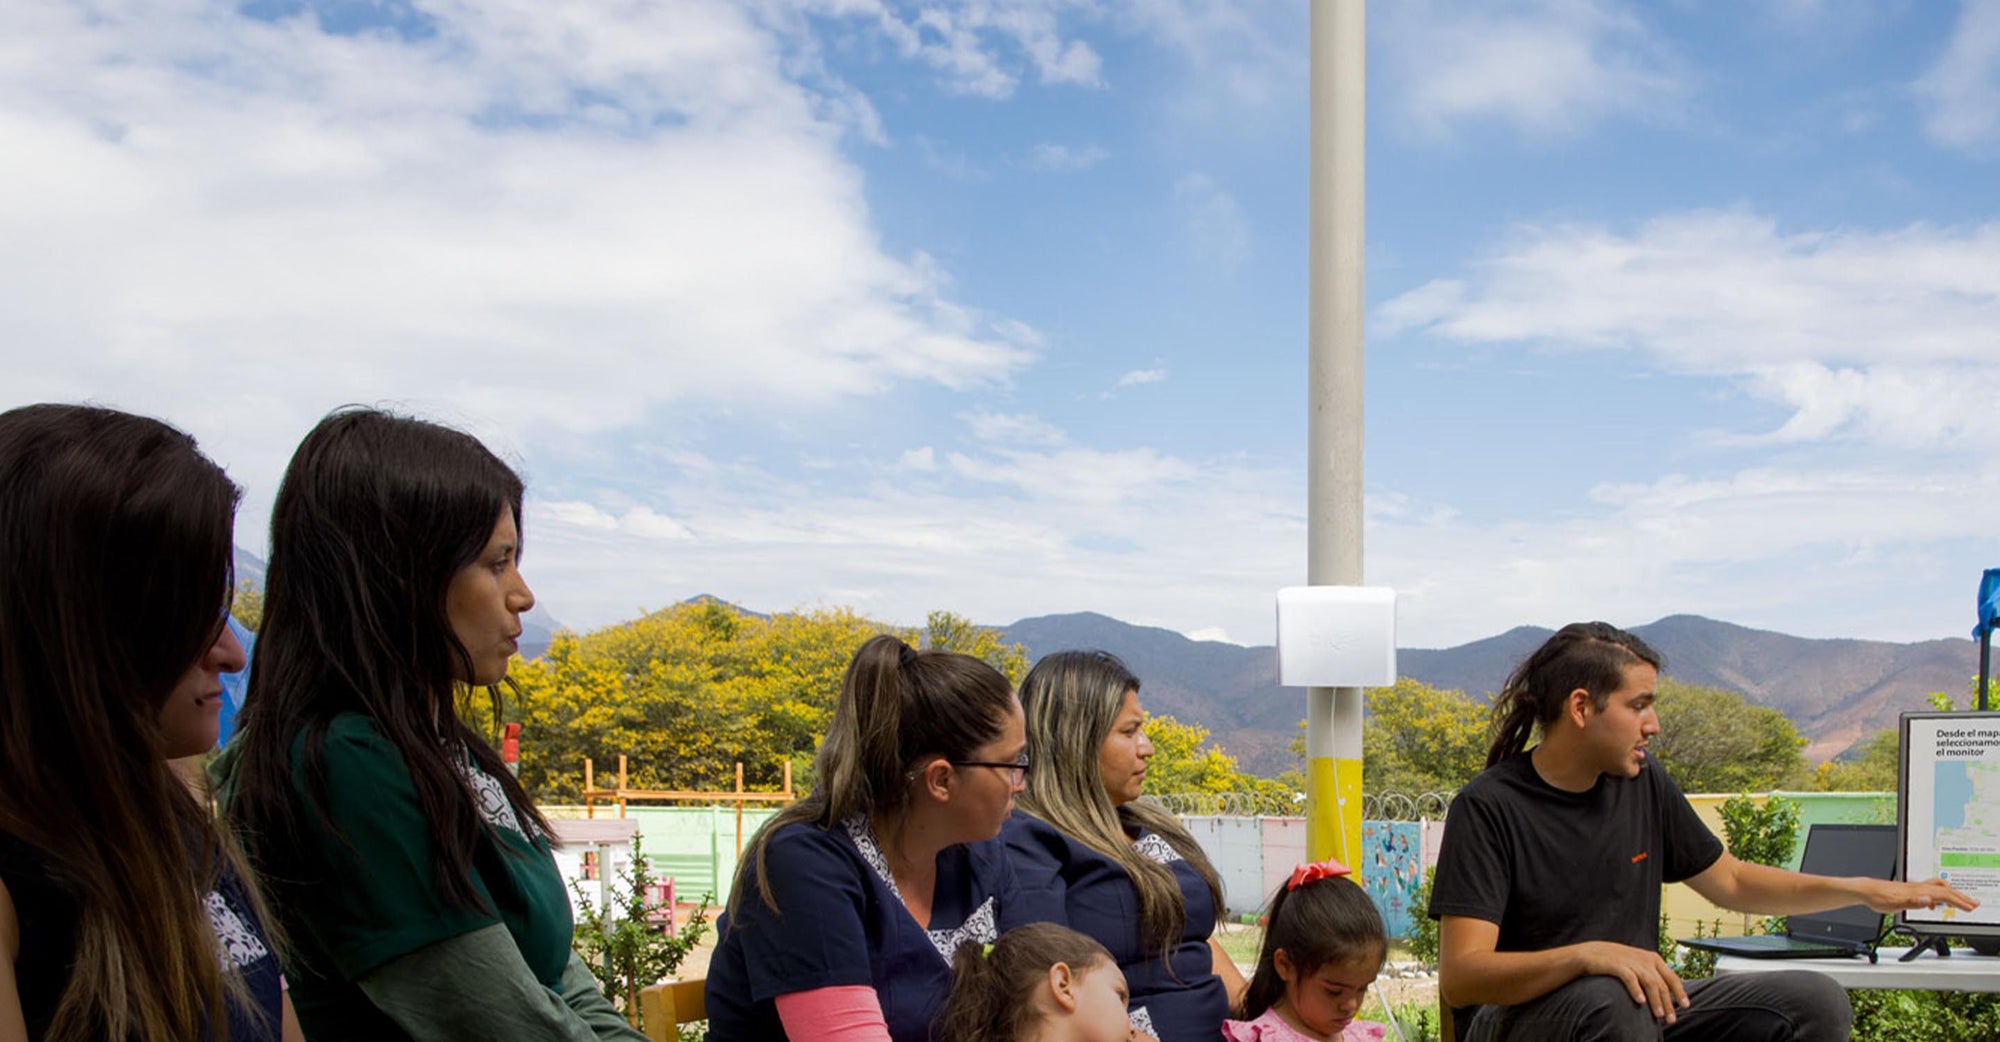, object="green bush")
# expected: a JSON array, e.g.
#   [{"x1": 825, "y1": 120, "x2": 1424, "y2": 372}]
[
  {"x1": 570, "y1": 834, "x2": 712, "y2": 1031},
  {"x1": 1718, "y1": 793, "x2": 1800, "y2": 868},
  {"x1": 1378, "y1": 1000, "x2": 1440, "y2": 1042},
  {"x1": 1850, "y1": 988, "x2": 2000, "y2": 1042},
  {"x1": 1408, "y1": 866, "x2": 1439, "y2": 970}
]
